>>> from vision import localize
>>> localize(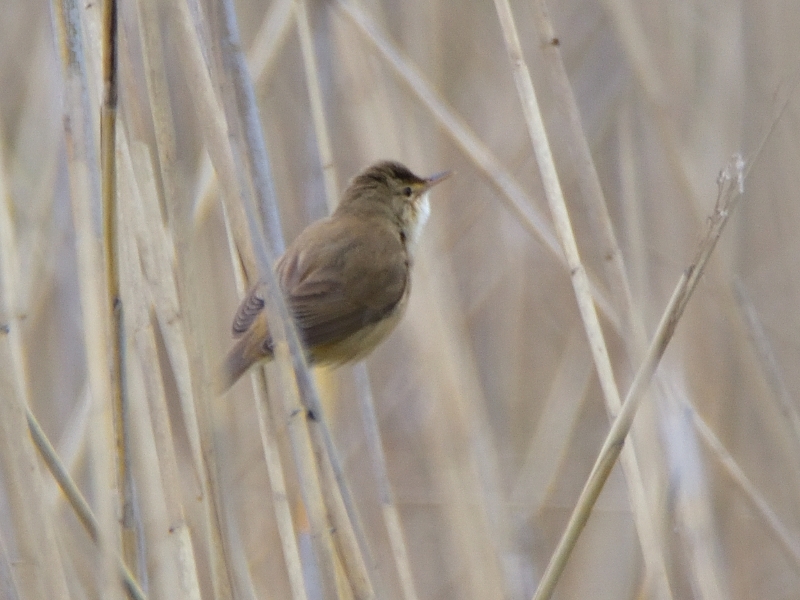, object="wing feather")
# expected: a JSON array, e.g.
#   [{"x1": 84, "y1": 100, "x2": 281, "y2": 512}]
[
  {"x1": 232, "y1": 284, "x2": 265, "y2": 337},
  {"x1": 278, "y1": 216, "x2": 408, "y2": 349},
  {"x1": 229, "y1": 215, "x2": 409, "y2": 356}
]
